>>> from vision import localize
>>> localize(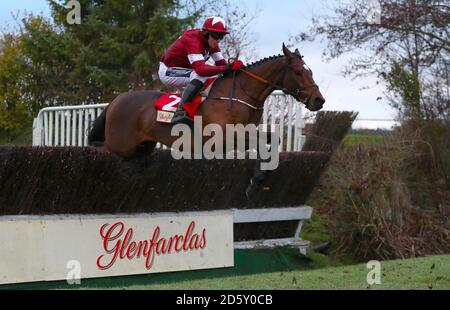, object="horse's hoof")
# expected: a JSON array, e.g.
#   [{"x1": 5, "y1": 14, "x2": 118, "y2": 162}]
[
  {"x1": 245, "y1": 187, "x2": 254, "y2": 200},
  {"x1": 245, "y1": 179, "x2": 259, "y2": 200}
]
